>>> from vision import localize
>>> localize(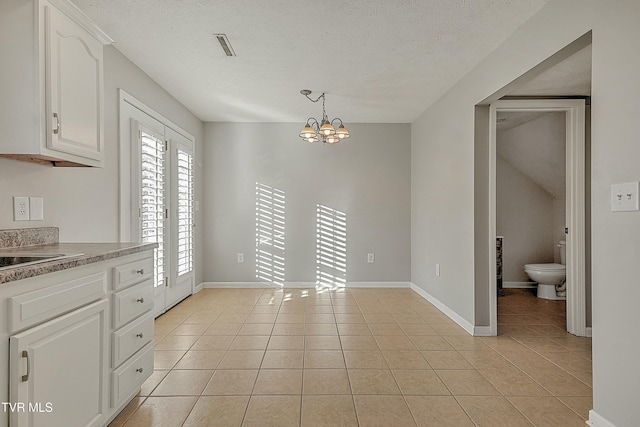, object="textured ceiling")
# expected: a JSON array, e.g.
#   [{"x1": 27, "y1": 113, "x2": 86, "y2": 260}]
[{"x1": 72, "y1": 0, "x2": 550, "y2": 123}]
